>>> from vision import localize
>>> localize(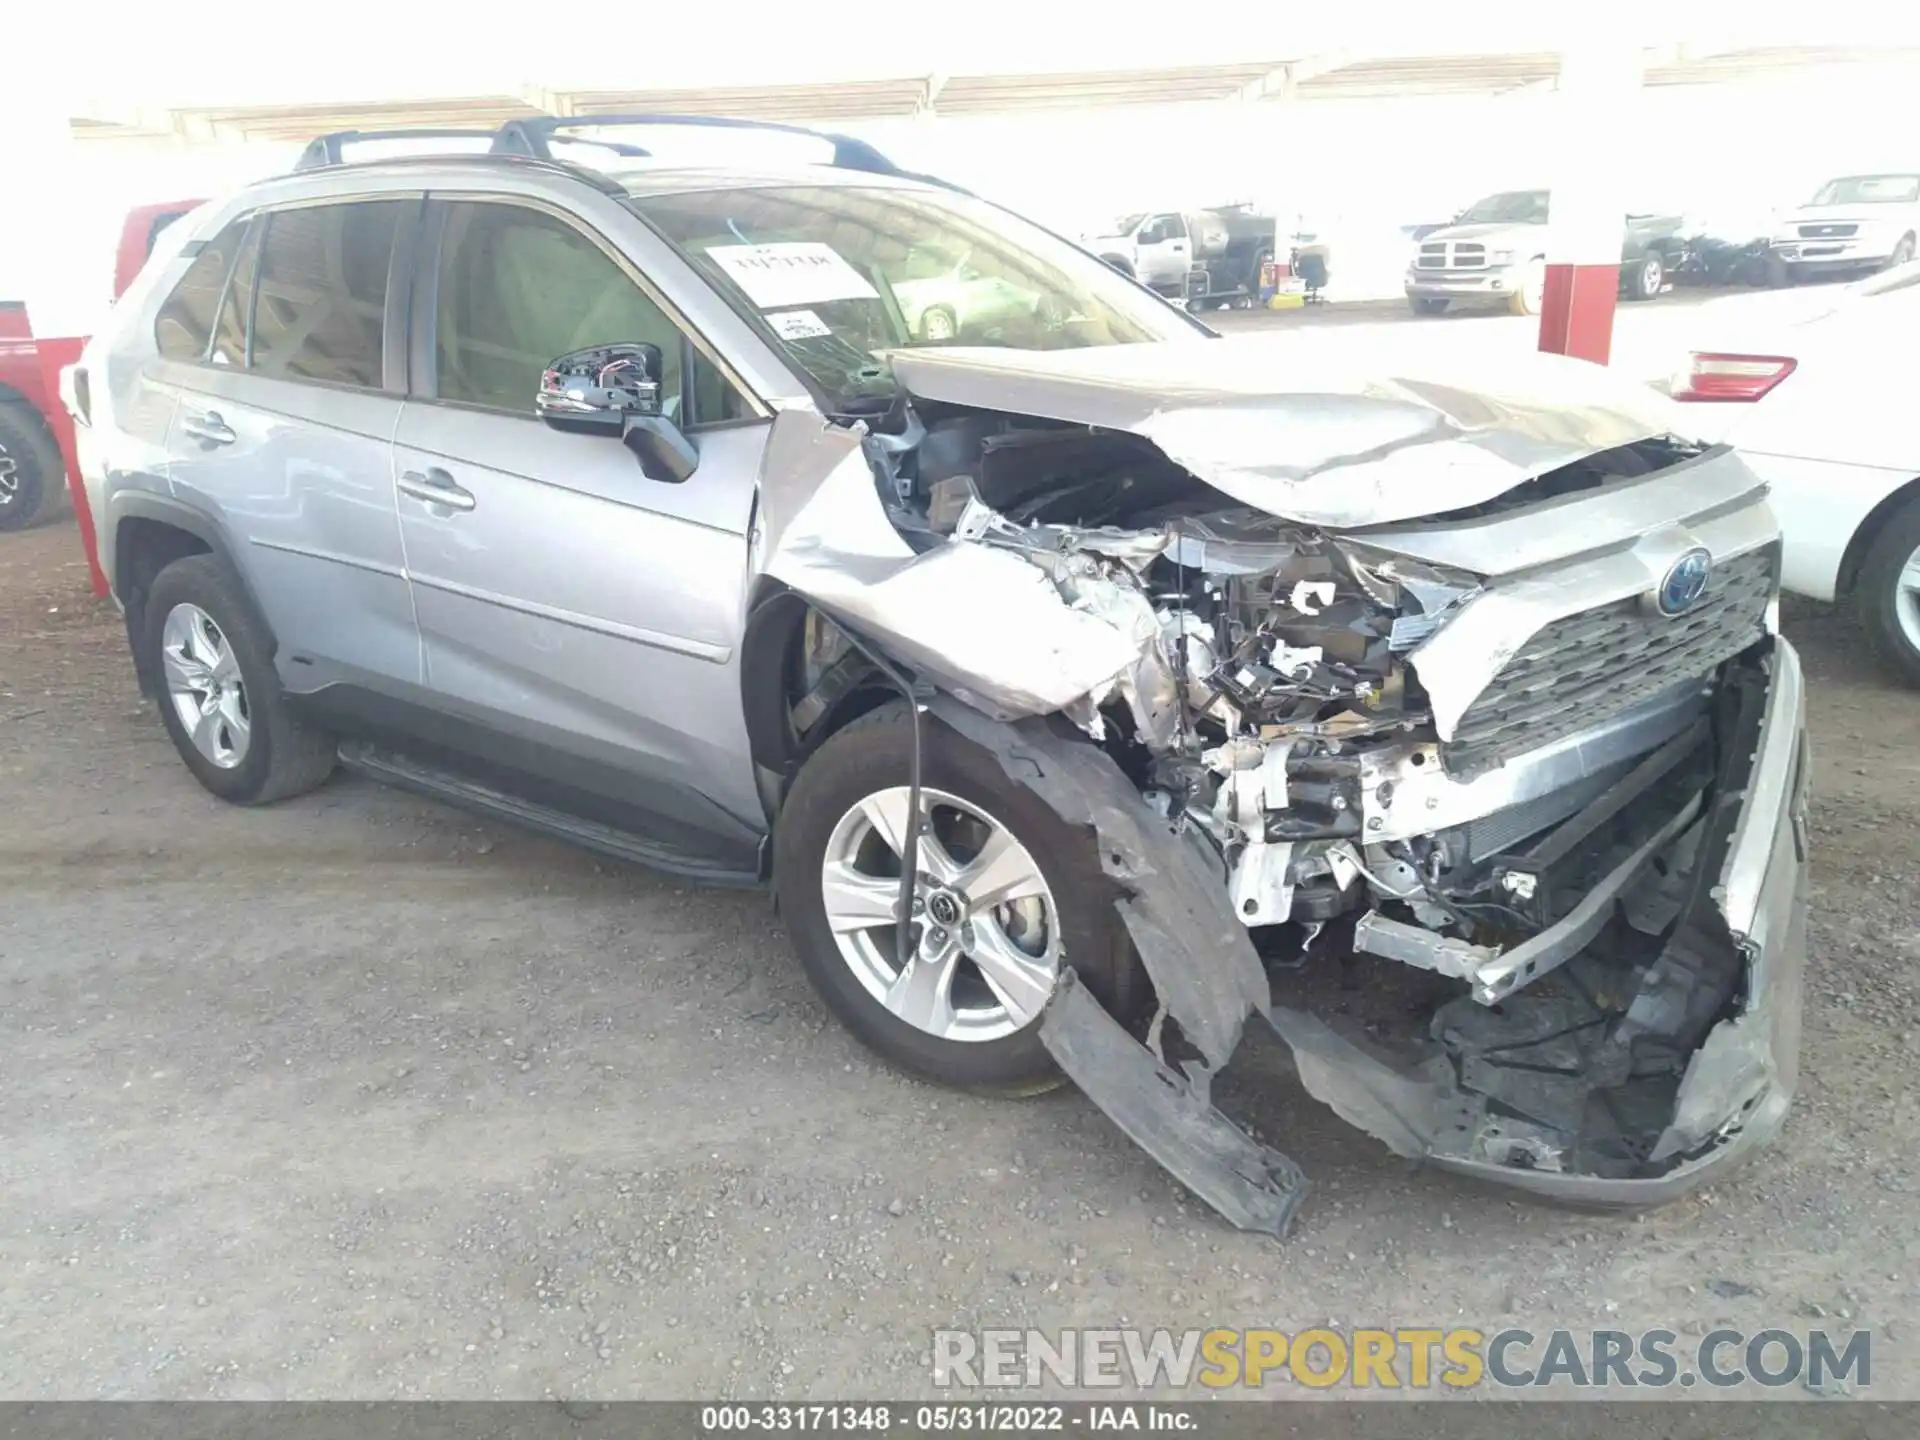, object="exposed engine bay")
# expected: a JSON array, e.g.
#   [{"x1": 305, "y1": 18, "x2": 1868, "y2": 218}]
[
  {"x1": 754, "y1": 341, "x2": 1808, "y2": 1238},
  {"x1": 867, "y1": 405, "x2": 1732, "y2": 978}
]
